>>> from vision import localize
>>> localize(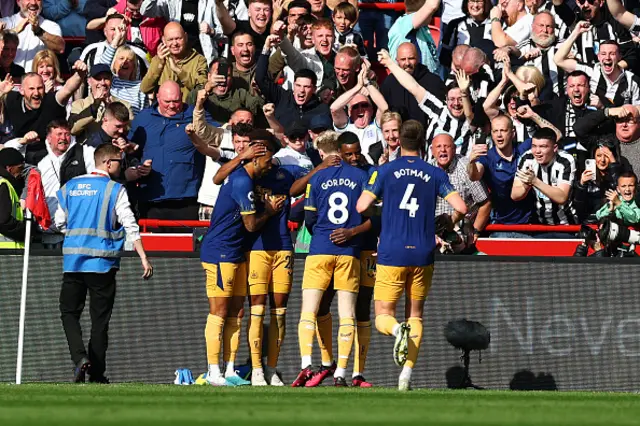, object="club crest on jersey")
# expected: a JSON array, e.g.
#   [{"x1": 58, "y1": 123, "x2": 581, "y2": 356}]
[{"x1": 276, "y1": 171, "x2": 286, "y2": 180}]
